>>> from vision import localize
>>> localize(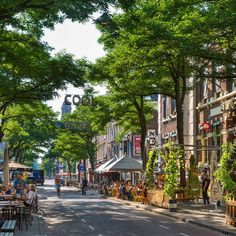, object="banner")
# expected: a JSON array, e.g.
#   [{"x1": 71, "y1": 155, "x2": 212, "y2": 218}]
[{"x1": 133, "y1": 135, "x2": 141, "y2": 155}]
